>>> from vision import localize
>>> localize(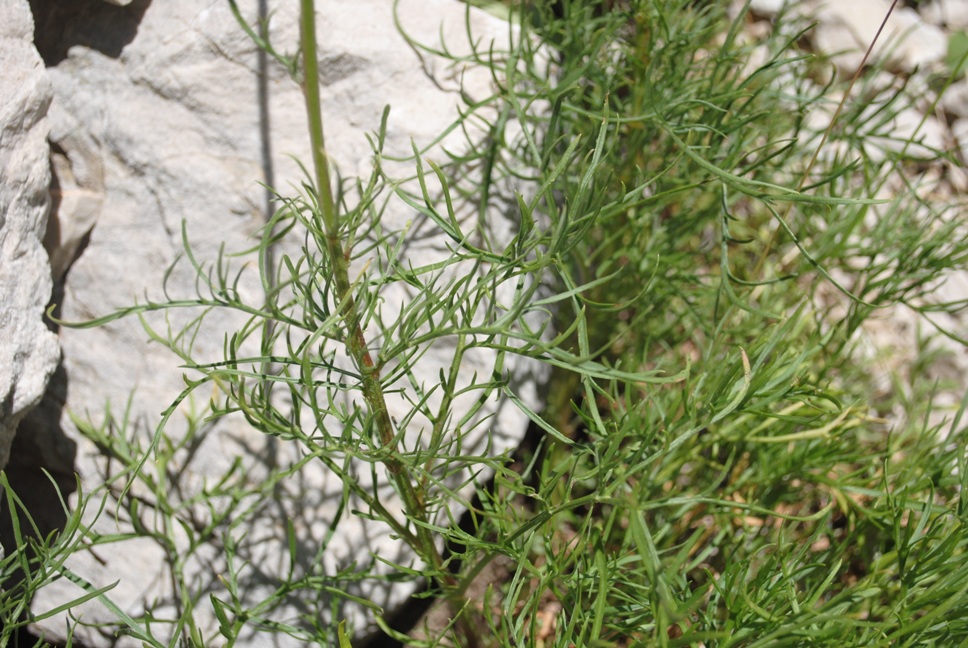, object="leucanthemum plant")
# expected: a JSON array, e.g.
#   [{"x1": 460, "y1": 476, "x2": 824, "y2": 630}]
[{"x1": 3, "y1": 0, "x2": 967, "y2": 646}]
